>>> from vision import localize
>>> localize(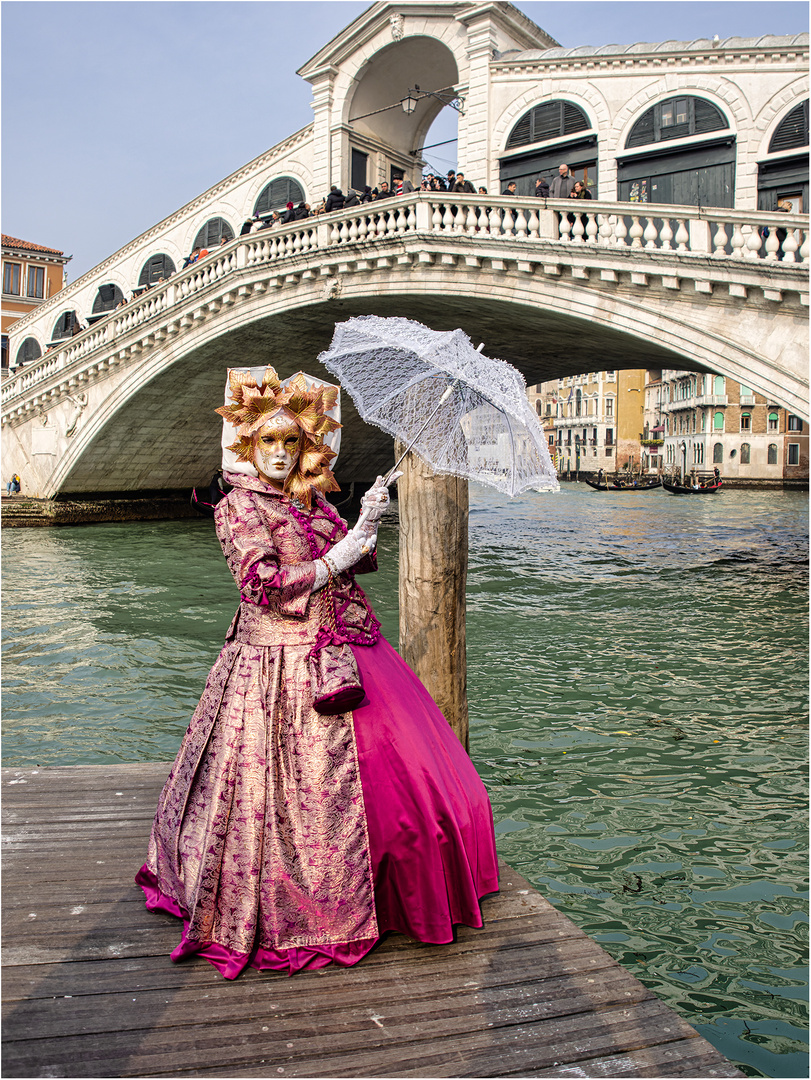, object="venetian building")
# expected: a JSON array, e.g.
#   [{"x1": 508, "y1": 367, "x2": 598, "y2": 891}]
[{"x1": 1, "y1": 236, "x2": 71, "y2": 371}]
